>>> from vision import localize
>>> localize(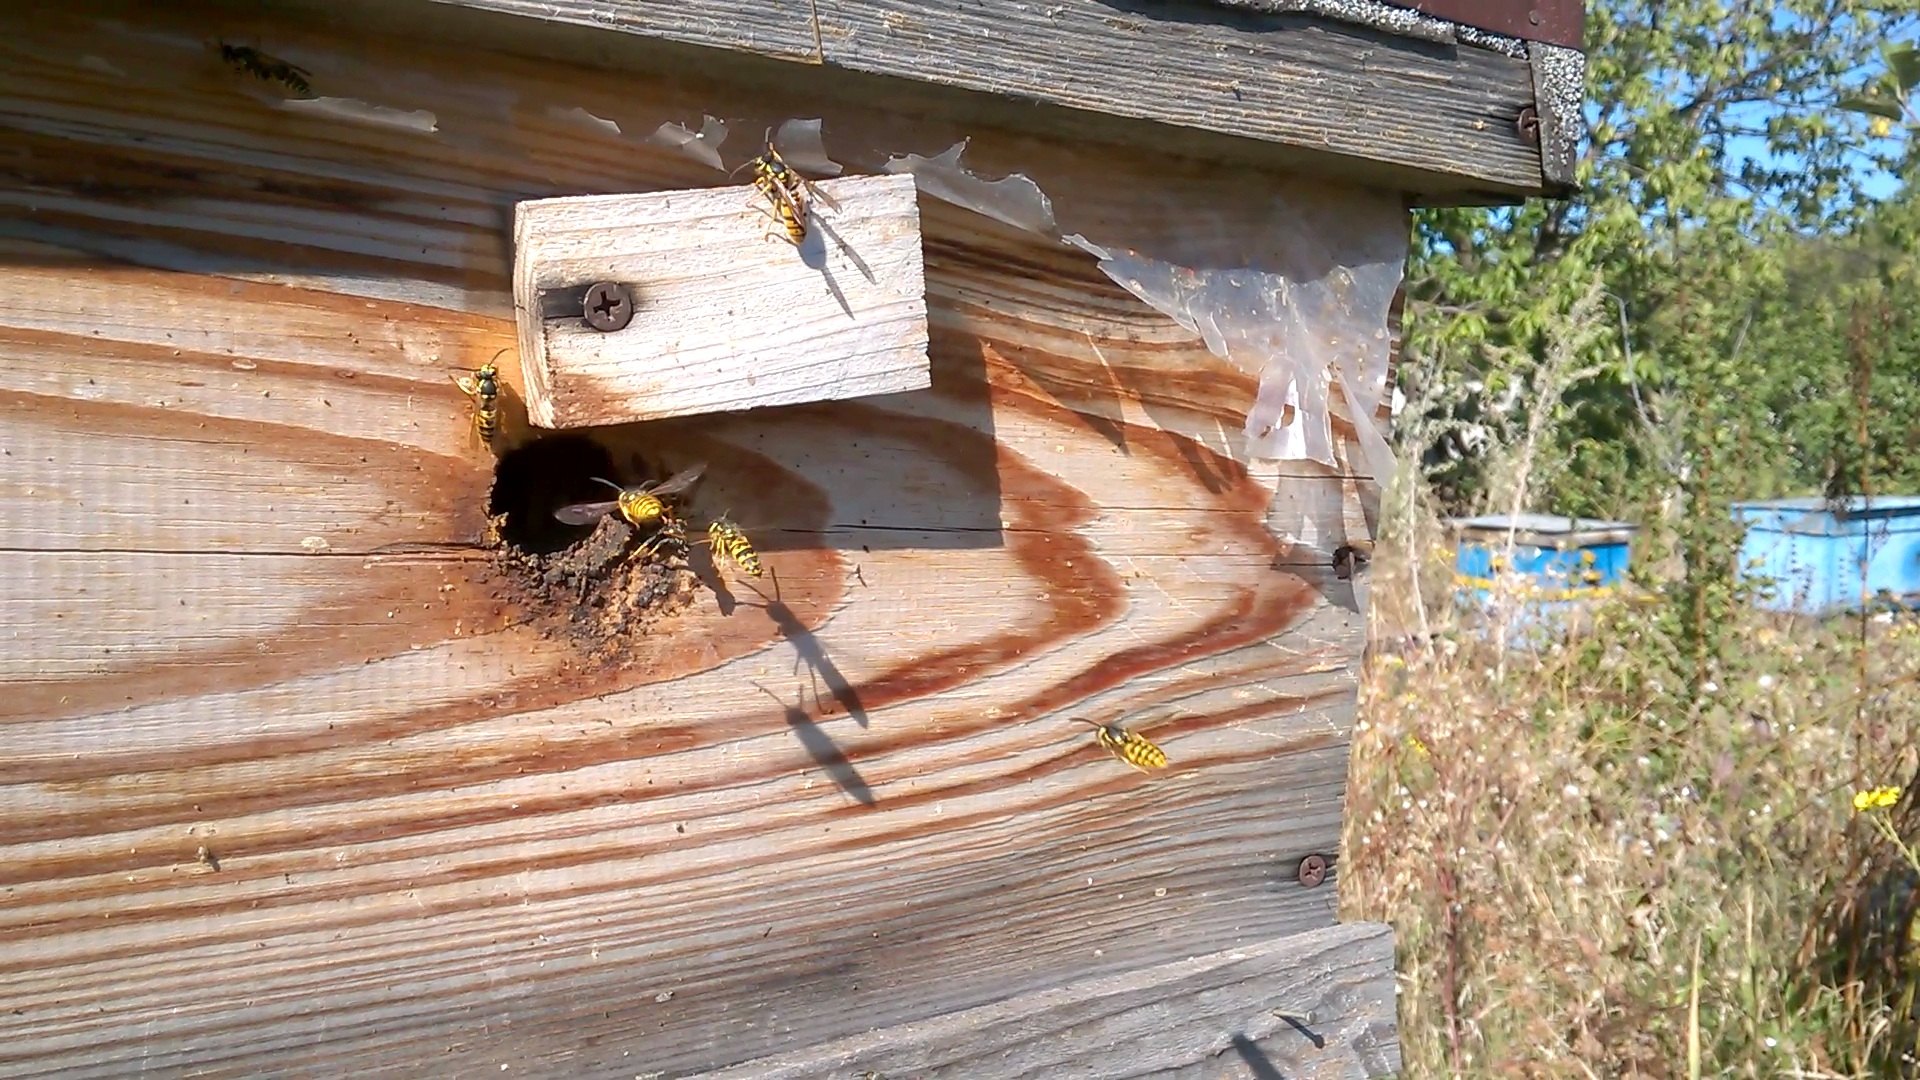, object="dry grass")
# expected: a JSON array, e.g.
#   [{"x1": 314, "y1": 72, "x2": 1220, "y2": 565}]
[{"x1": 1341, "y1": 529, "x2": 1920, "y2": 1077}]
